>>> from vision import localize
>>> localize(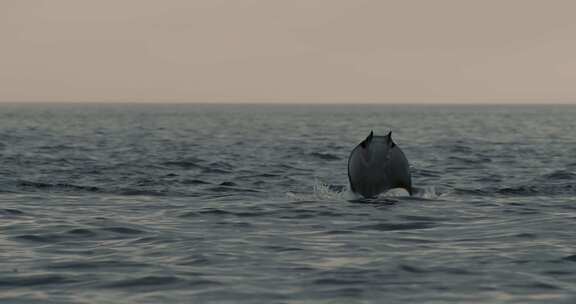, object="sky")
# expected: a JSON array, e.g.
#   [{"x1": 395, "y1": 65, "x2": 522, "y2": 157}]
[{"x1": 1, "y1": 0, "x2": 576, "y2": 104}]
